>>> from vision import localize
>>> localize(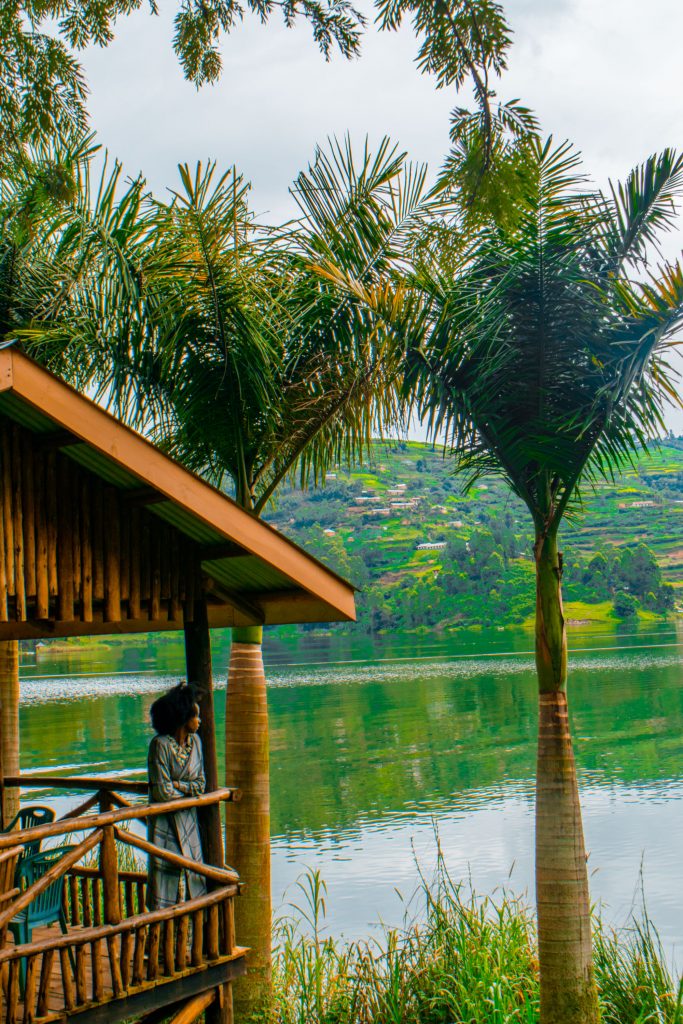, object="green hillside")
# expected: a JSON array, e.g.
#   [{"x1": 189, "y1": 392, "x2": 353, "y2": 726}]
[{"x1": 268, "y1": 440, "x2": 683, "y2": 633}]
